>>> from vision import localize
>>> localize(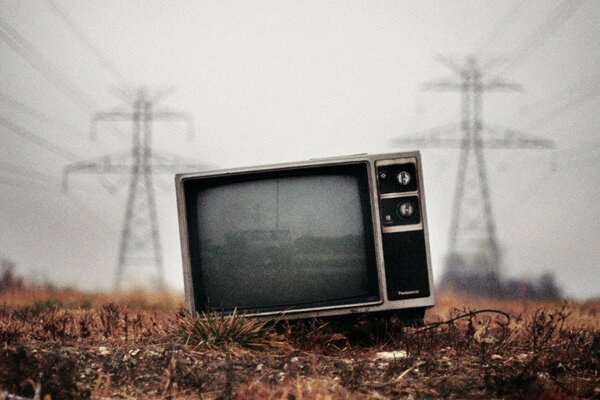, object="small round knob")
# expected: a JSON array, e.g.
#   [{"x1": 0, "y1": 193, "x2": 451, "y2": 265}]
[
  {"x1": 397, "y1": 201, "x2": 415, "y2": 218},
  {"x1": 397, "y1": 171, "x2": 411, "y2": 186}
]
